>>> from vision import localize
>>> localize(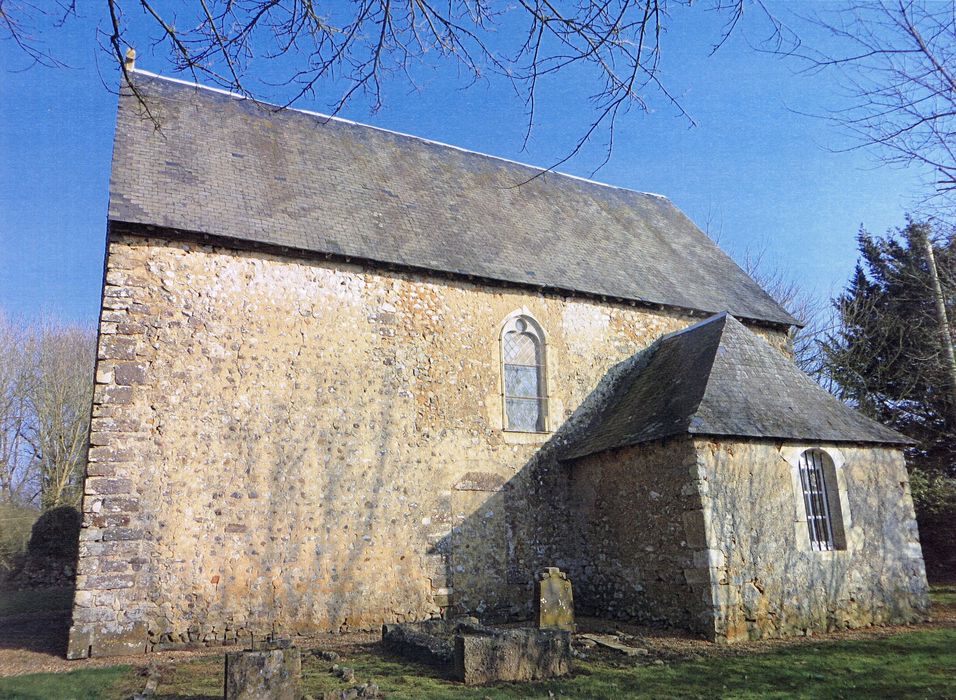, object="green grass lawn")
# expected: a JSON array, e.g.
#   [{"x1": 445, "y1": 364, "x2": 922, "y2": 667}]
[
  {"x1": 1, "y1": 584, "x2": 953, "y2": 699},
  {"x1": 0, "y1": 627, "x2": 954, "y2": 700},
  {"x1": 0, "y1": 667, "x2": 133, "y2": 700},
  {"x1": 298, "y1": 630, "x2": 956, "y2": 699},
  {"x1": 931, "y1": 584, "x2": 956, "y2": 607}
]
